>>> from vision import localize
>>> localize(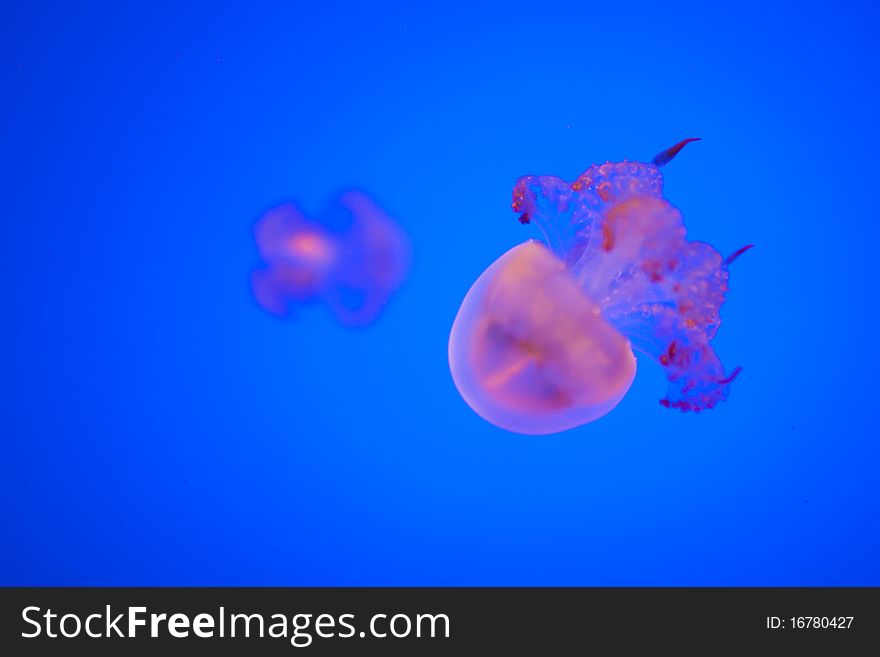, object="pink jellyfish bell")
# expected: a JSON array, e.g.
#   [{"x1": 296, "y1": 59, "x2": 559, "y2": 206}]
[
  {"x1": 449, "y1": 139, "x2": 750, "y2": 434},
  {"x1": 448, "y1": 241, "x2": 637, "y2": 435}
]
